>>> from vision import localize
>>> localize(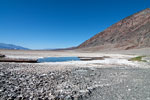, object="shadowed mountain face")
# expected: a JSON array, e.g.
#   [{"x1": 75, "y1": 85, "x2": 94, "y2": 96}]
[
  {"x1": 78, "y1": 8, "x2": 150, "y2": 50},
  {"x1": 0, "y1": 43, "x2": 29, "y2": 50}
]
